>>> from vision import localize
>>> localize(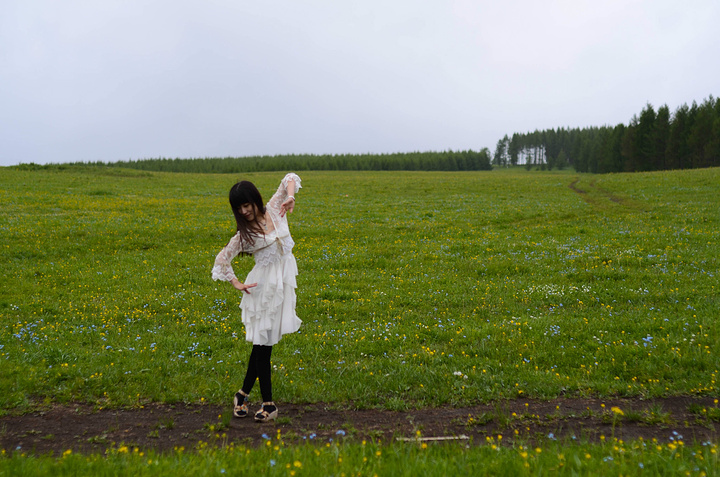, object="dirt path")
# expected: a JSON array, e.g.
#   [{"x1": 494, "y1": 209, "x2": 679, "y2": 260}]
[{"x1": 2, "y1": 397, "x2": 718, "y2": 455}]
